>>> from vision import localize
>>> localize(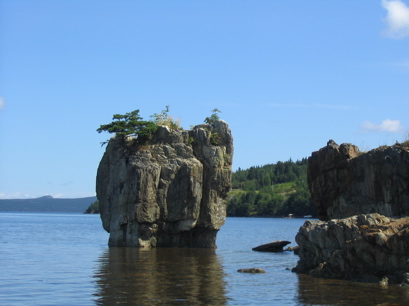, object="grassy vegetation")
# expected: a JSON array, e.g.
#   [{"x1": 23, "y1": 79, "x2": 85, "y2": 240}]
[{"x1": 150, "y1": 105, "x2": 181, "y2": 130}]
